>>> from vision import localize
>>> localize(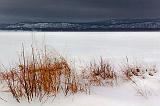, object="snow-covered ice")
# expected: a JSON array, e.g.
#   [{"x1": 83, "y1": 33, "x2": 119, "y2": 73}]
[
  {"x1": 0, "y1": 32, "x2": 160, "y2": 67},
  {"x1": 0, "y1": 32, "x2": 160, "y2": 106}
]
